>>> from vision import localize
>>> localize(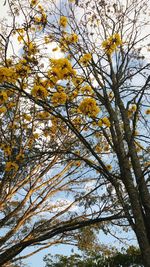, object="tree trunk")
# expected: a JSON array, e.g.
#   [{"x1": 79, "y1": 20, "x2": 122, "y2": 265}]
[{"x1": 120, "y1": 160, "x2": 150, "y2": 267}]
